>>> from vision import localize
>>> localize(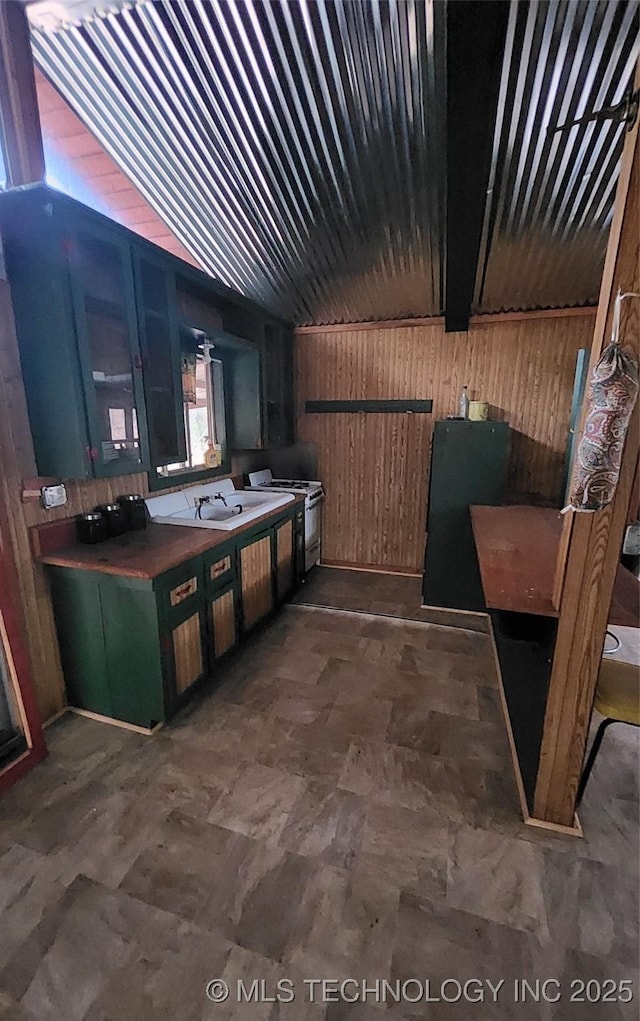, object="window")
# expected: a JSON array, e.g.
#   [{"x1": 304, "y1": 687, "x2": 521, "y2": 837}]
[{"x1": 156, "y1": 350, "x2": 227, "y2": 481}]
